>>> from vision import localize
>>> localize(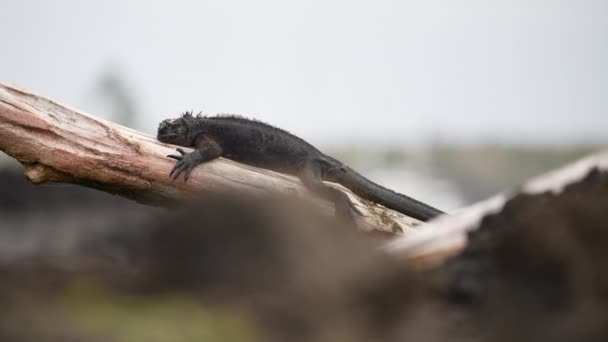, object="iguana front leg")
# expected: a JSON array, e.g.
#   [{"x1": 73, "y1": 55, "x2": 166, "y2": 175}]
[{"x1": 167, "y1": 138, "x2": 222, "y2": 181}]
